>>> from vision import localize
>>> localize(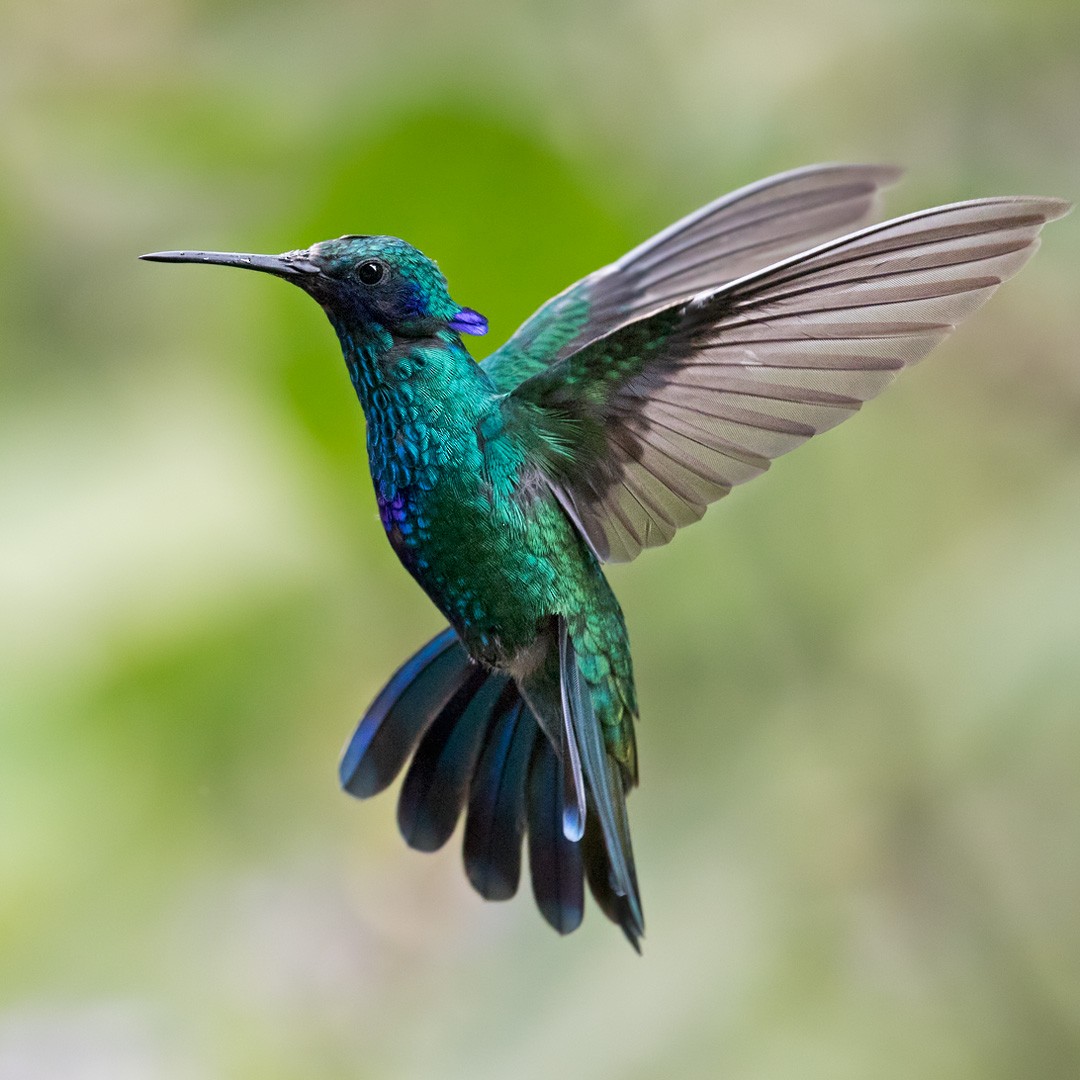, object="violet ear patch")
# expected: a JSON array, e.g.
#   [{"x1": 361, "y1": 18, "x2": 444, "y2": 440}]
[{"x1": 449, "y1": 307, "x2": 488, "y2": 335}]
